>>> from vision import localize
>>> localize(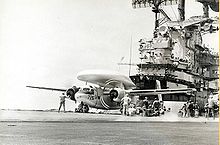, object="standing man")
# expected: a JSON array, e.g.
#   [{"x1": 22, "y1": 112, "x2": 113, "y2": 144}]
[
  {"x1": 186, "y1": 100, "x2": 190, "y2": 117},
  {"x1": 121, "y1": 94, "x2": 131, "y2": 115},
  {"x1": 58, "y1": 93, "x2": 68, "y2": 113},
  {"x1": 152, "y1": 98, "x2": 160, "y2": 116},
  {"x1": 188, "y1": 101, "x2": 194, "y2": 117},
  {"x1": 136, "y1": 98, "x2": 144, "y2": 115},
  {"x1": 208, "y1": 93, "x2": 215, "y2": 119},
  {"x1": 143, "y1": 97, "x2": 149, "y2": 116}
]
